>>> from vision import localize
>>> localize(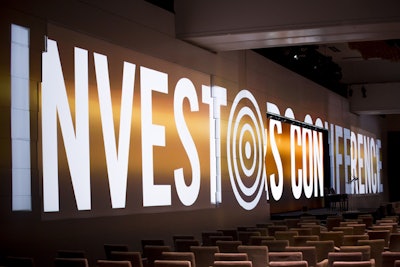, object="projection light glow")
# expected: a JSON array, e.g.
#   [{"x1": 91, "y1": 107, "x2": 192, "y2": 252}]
[
  {"x1": 39, "y1": 35, "x2": 383, "y2": 215},
  {"x1": 227, "y1": 90, "x2": 266, "y2": 210}
]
